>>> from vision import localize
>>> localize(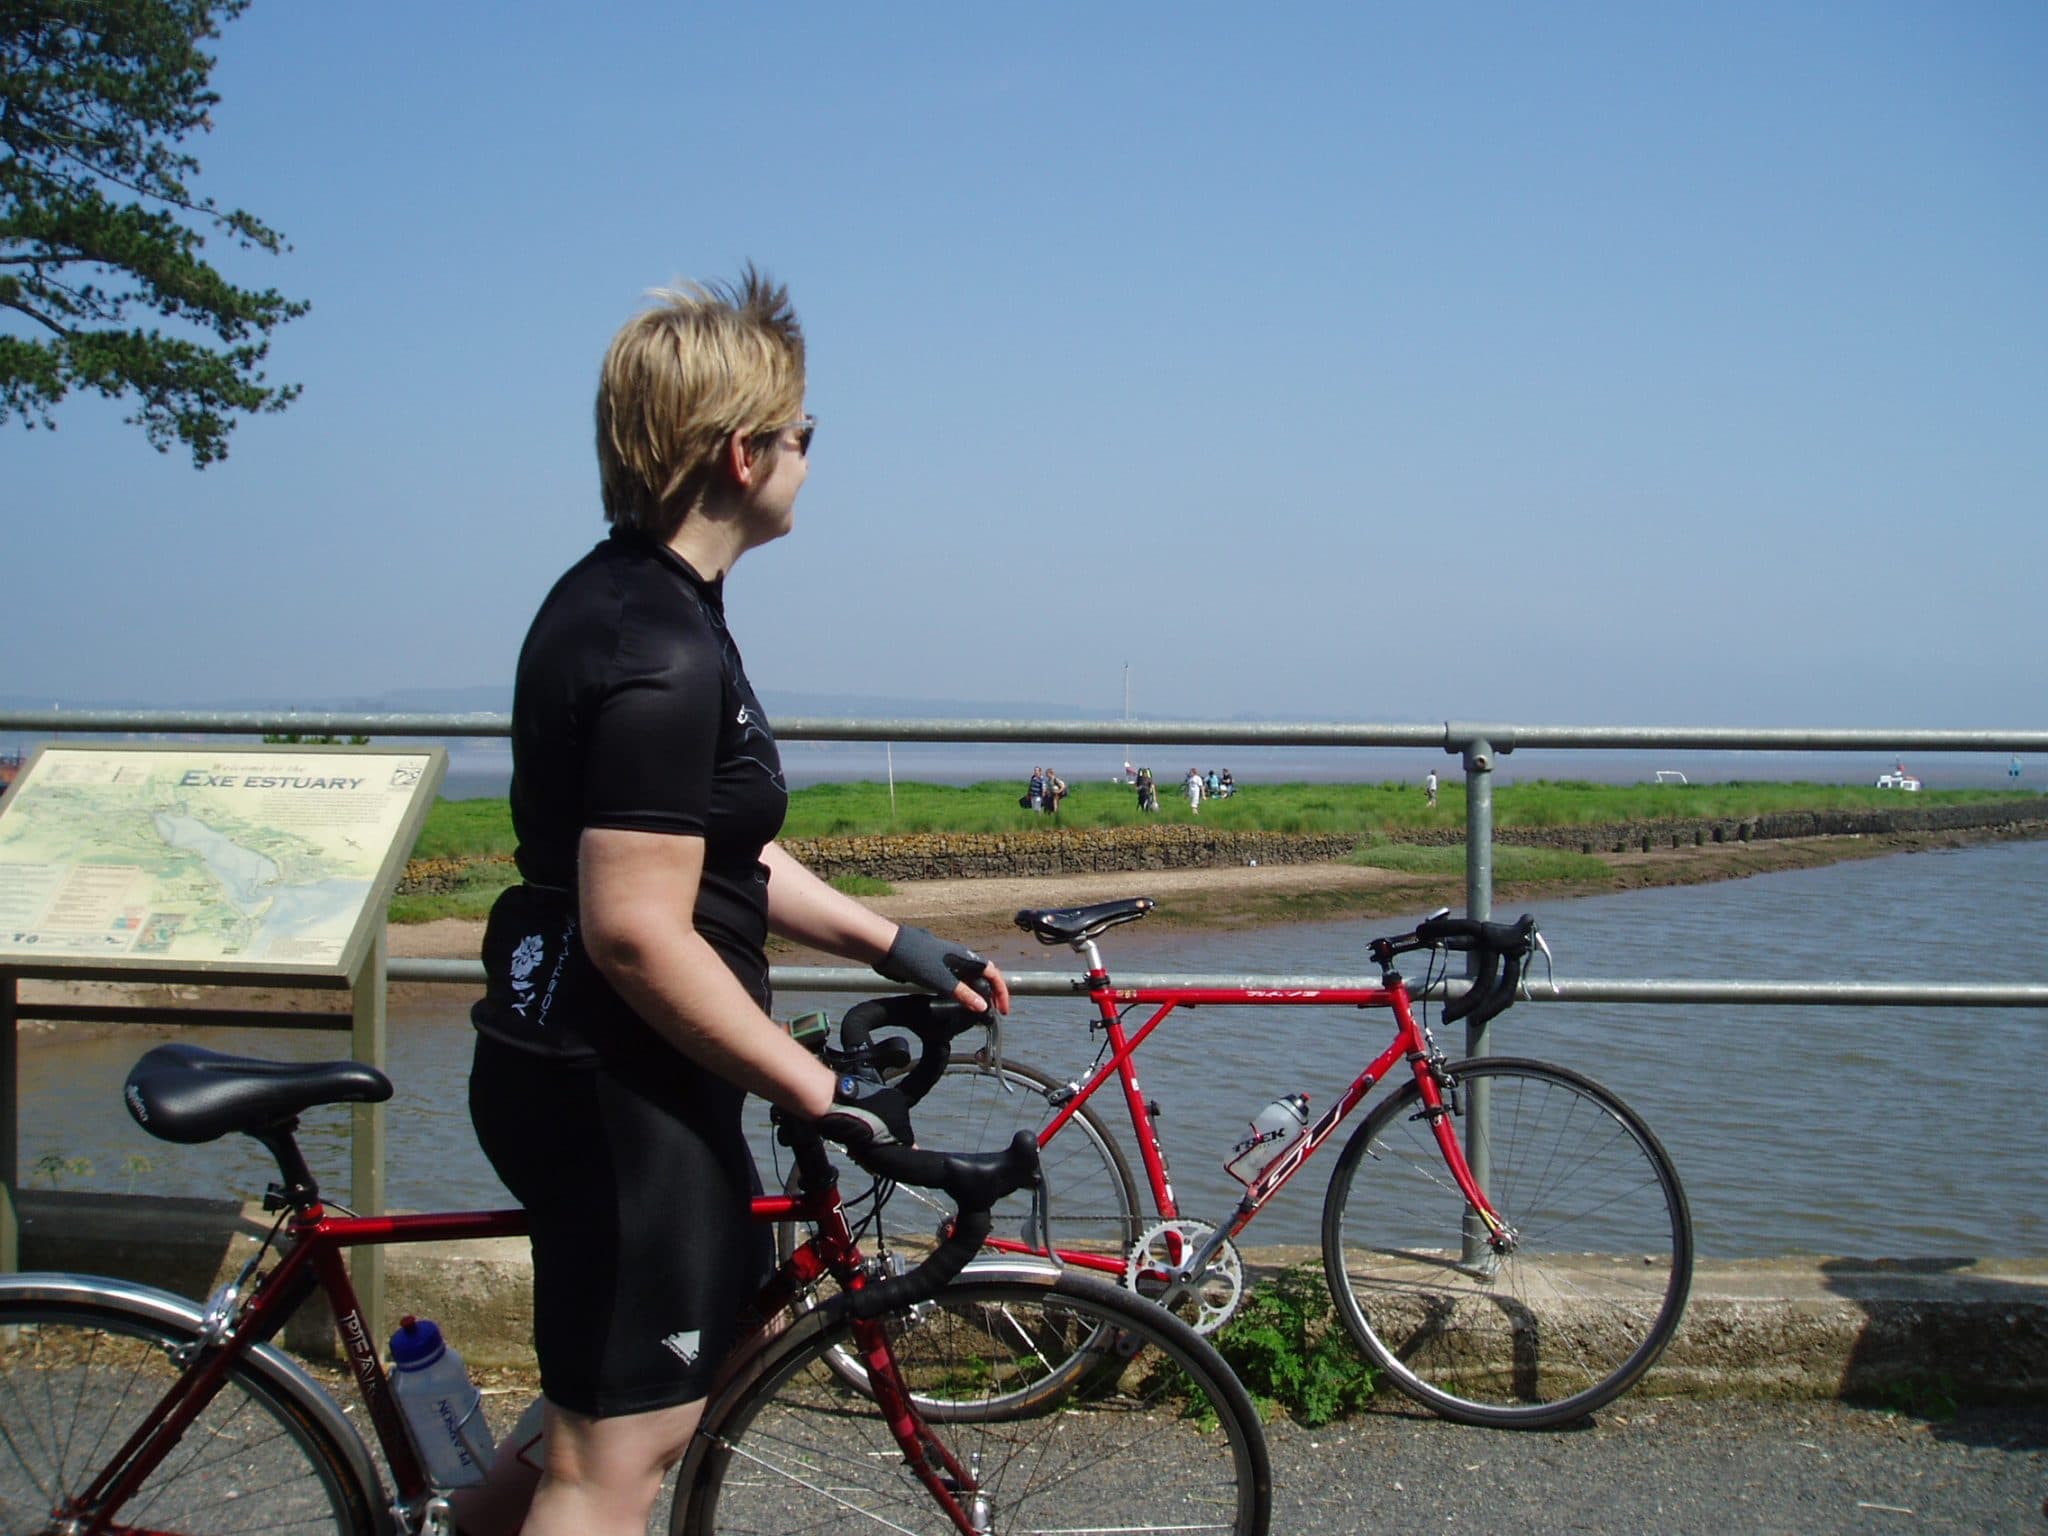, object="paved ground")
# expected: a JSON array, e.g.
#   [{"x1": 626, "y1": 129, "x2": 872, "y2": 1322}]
[
  {"x1": 1263, "y1": 1397, "x2": 2048, "y2": 1535},
  {"x1": 175, "y1": 1363, "x2": 2048, "y2": 1532}
]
